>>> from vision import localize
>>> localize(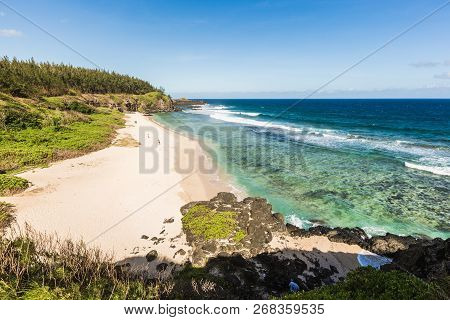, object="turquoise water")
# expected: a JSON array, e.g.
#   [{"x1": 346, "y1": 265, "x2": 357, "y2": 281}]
[{"x1": 155, "y1": 99, "x2": 450, "y2": 239}]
